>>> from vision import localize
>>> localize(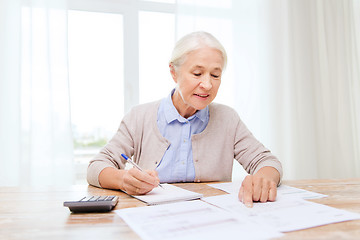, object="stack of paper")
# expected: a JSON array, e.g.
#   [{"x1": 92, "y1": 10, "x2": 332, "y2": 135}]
[
  {"x1": 116, "y1": 183, "x2": 360, "y2": 240},
  {"x1": 130, "y1": 183, "x2": 203, "y2": 205}
]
